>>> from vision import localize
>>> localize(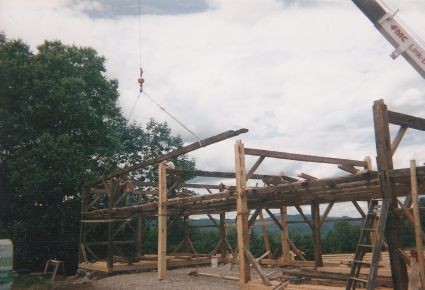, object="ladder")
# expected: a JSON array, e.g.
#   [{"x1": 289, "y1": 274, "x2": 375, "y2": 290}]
[{"x1": 346, "y1": 198, "x2": 390, "y2": 290}]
